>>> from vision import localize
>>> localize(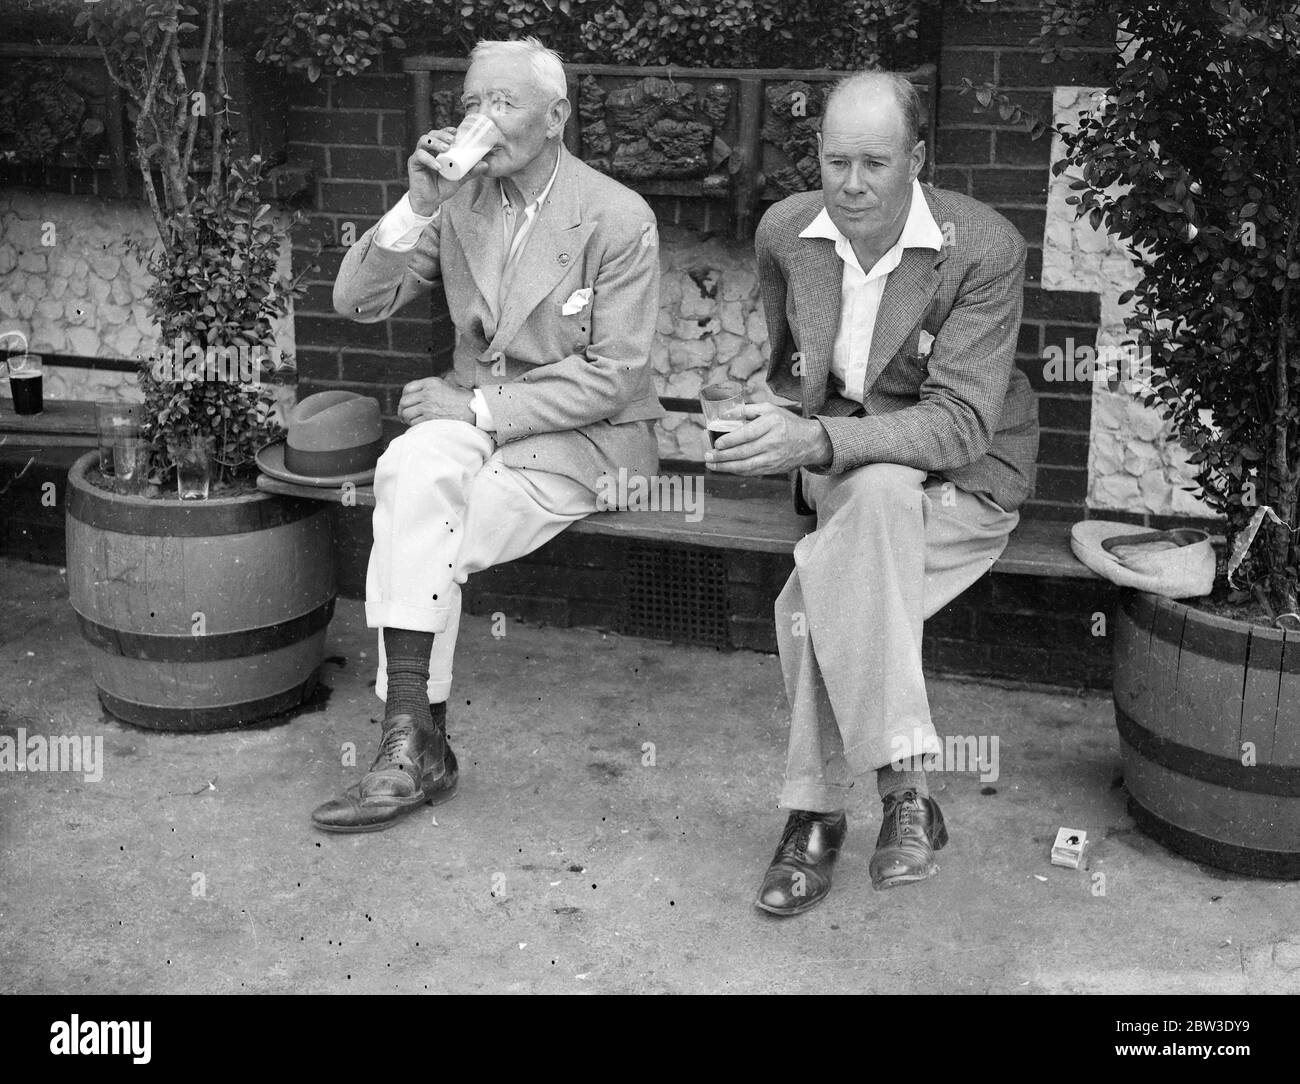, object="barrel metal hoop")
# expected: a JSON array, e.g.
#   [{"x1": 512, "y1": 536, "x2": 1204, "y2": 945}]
[
  {"x1": 75, "y1": 598, "x2": 335, "y2": 662},
  {"x1": 1115, "y1": 703, "x2": 1300, "y2": 797},
  {"x1": 1126, "y1": 797, "x2": 1300, "y2": 880},
  {"x1": 97, "y1": 675, "x2": 319, "y2": 733},
  {"x1": 67, "y1": 469, "x2": 325, "y2": 537},
  {"x1": 1128, "y1": 590, "x2": 1300, "y2": 673}
]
